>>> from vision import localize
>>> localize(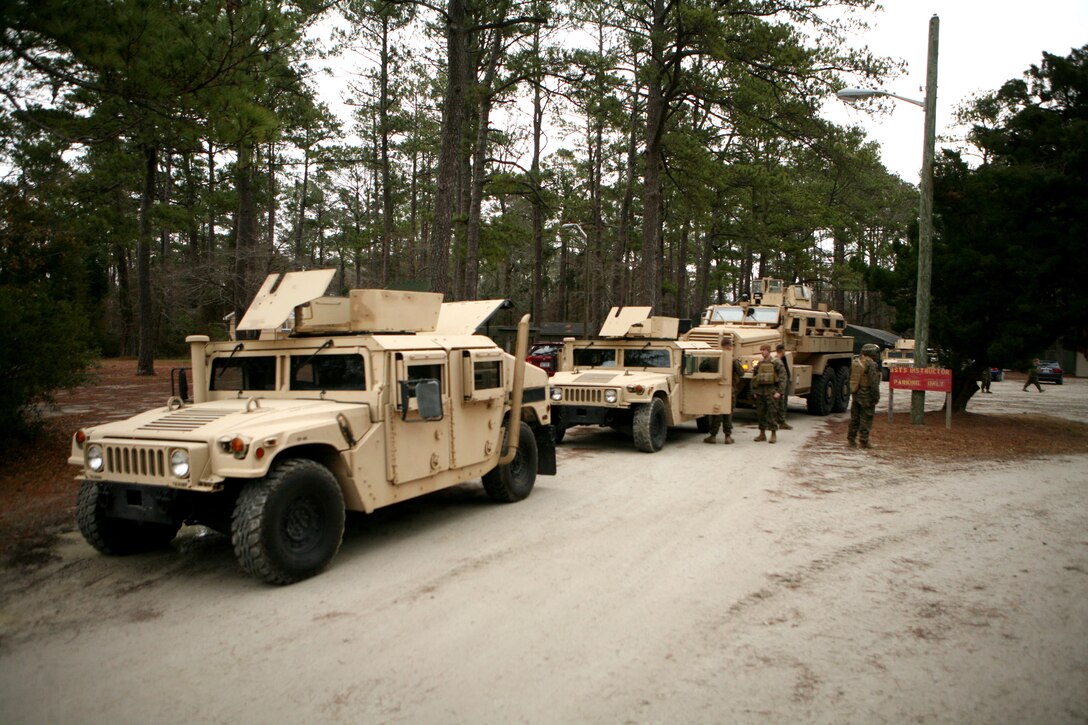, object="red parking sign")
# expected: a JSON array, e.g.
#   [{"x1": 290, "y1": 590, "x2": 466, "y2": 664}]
[{"x1": 889, "y1": 367, "x2": 952, "y2": 393}]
